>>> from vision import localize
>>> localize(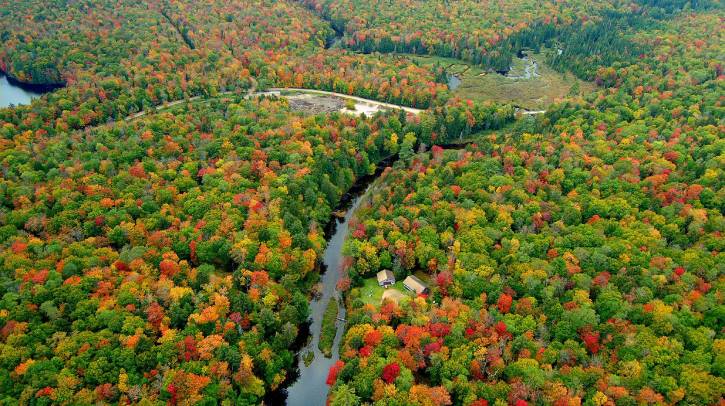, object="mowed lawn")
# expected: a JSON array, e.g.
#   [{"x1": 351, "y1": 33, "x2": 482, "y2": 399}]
[
  {"x1": 356, "y1": 271, "x2": 432, "y2": 306},
  {"x1": 357, "y1": 278, "x2": 411, "y2": 306}
]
